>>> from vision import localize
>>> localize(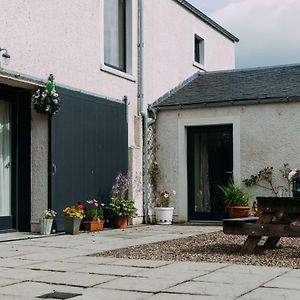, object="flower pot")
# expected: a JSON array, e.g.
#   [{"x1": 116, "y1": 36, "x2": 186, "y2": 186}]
[
  {"x1": 155, "y1": 207, "x2": 174, "y2": 224},
  {"x1": 63, "y1": 216, "x2": 82, "y2": 235},
  {"x1": 83, "y1": 220, "x2": 105, "y2": 232},
  {"x1": 227, "y1": 206, "x2": 250, "y2": 218},
  {"x1": 40, "y1": 218, "x2": 53, "y2": 235},
  {"x1": 114, "y1": 217, "x2": 128, "y2": 229}
]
